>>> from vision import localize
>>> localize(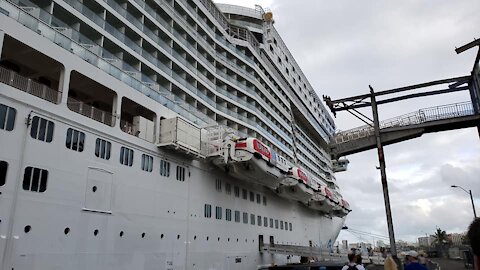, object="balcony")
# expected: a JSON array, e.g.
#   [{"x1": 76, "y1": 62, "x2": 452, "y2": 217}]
[{"x1": 0, "y1": 65, "x2": 60, "y2": 104}]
